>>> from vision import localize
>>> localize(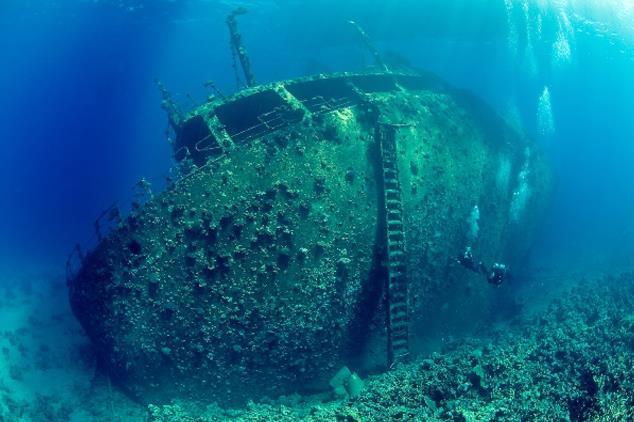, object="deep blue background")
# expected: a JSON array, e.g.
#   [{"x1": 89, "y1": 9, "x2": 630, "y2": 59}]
[{"x1": 1, "y1": 0, "x2": 633, "y2": 275}]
